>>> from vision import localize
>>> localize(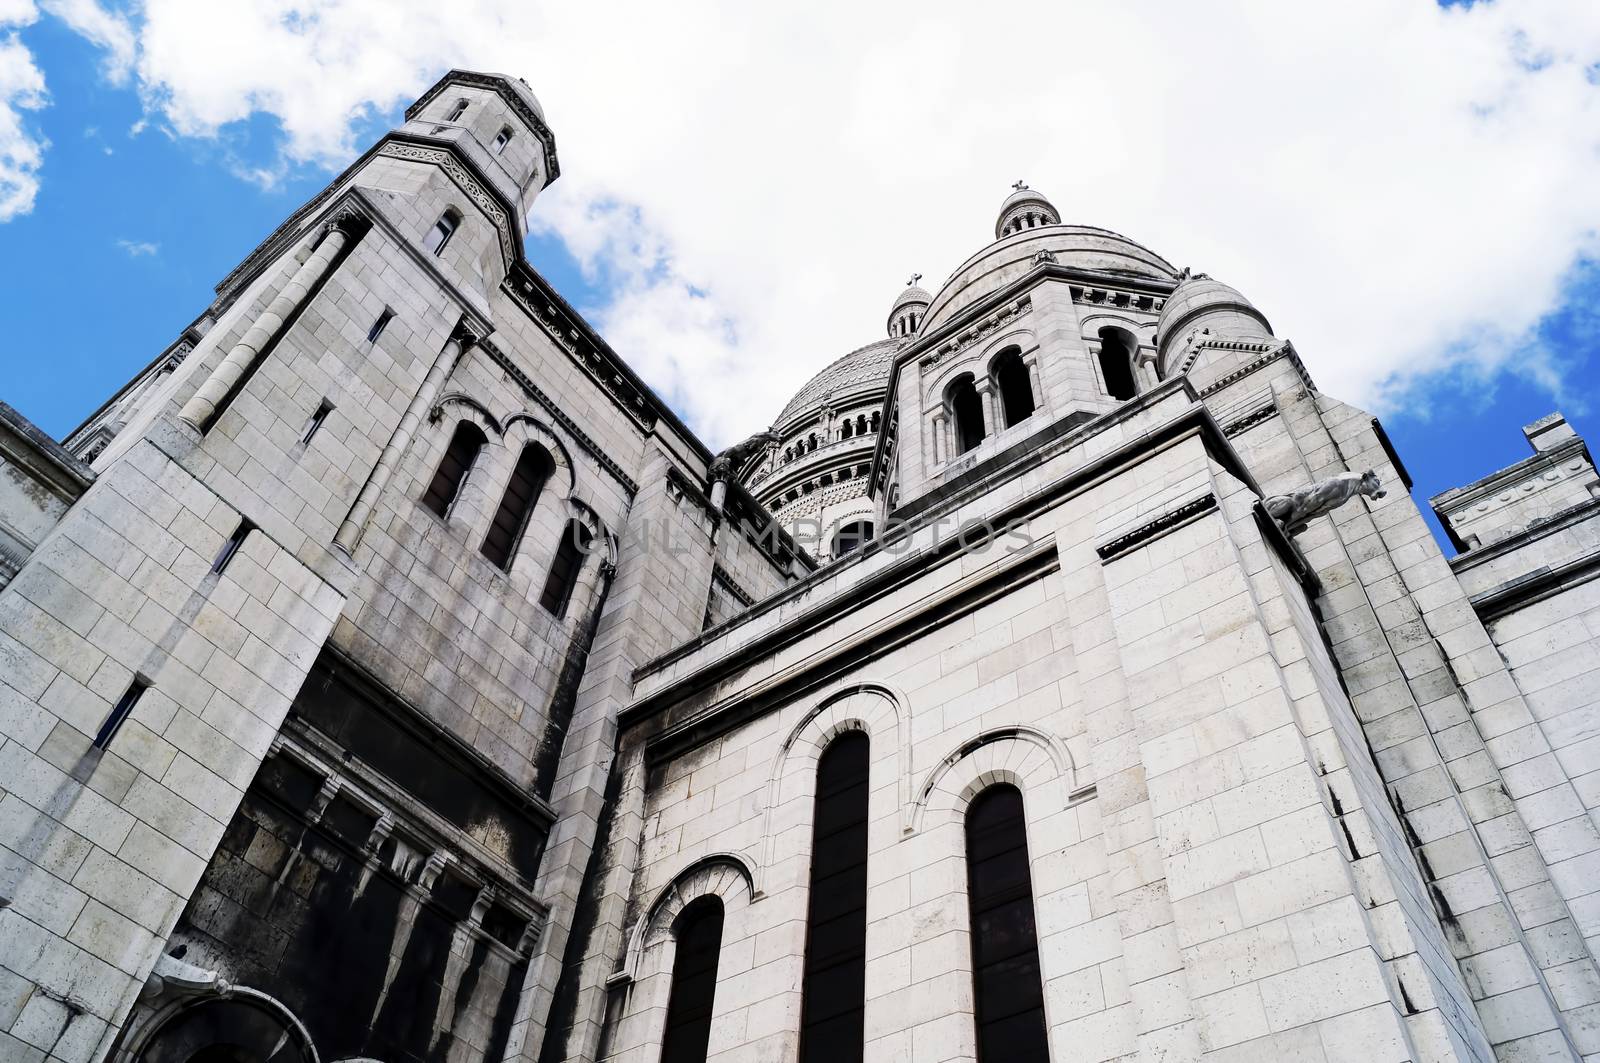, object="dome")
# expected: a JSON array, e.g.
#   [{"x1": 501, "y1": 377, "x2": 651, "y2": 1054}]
[
  {"x1": 887, "y1": 278, "x2": 932, "y2": 339},
  {"x1": 773, "y1": 337, "x2": 900, "y2": 428},
  {"x1": 920, "y1": 224, "x2": 1177, "y2": 334},
  {"x1": 1155, "y1": 274, "x2": 1273, "y2": 373},
  {"x1": 995, "y1": 183, "x2": 1061, "y2": 239}
]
